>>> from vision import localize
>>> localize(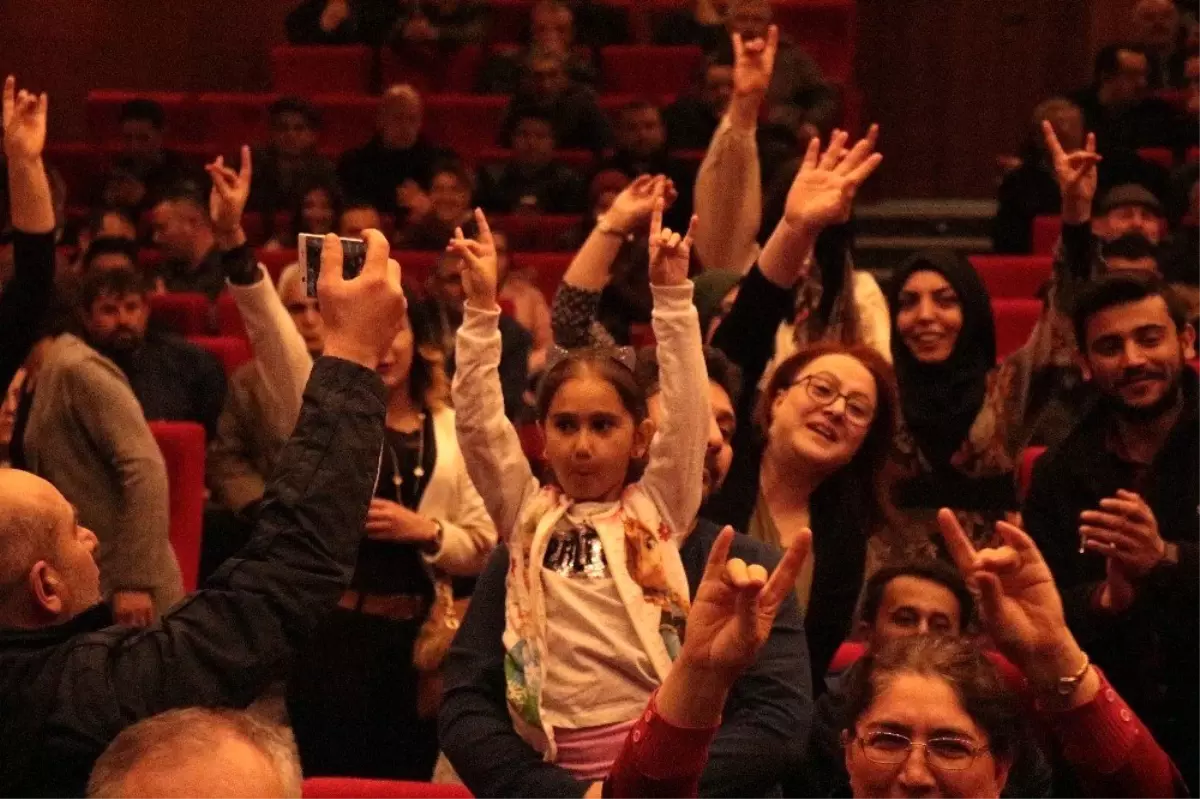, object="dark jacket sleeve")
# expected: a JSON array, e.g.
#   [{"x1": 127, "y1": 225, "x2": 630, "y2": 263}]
[
  {"x1": 439, "y1": 545, "x2": 588, "y2": 798},
  {"x1": 499, "y1": 316, "x2": 532, "y2": 420},
  {"x1": 62, "y1": 357, "x2": 384, "y2": 724},
  {"x1": 710, "y1": 264, "x2": 793, "y2": 394},
  {"x1": 700, "y1": 536, "x2": 811, "y2": 797},
  {"x1": 193, "y1": 347, "x2": 228, "y2": 442},
  {"x1": 0, "y1": 231, "x2": 56, "y2": 392}
]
